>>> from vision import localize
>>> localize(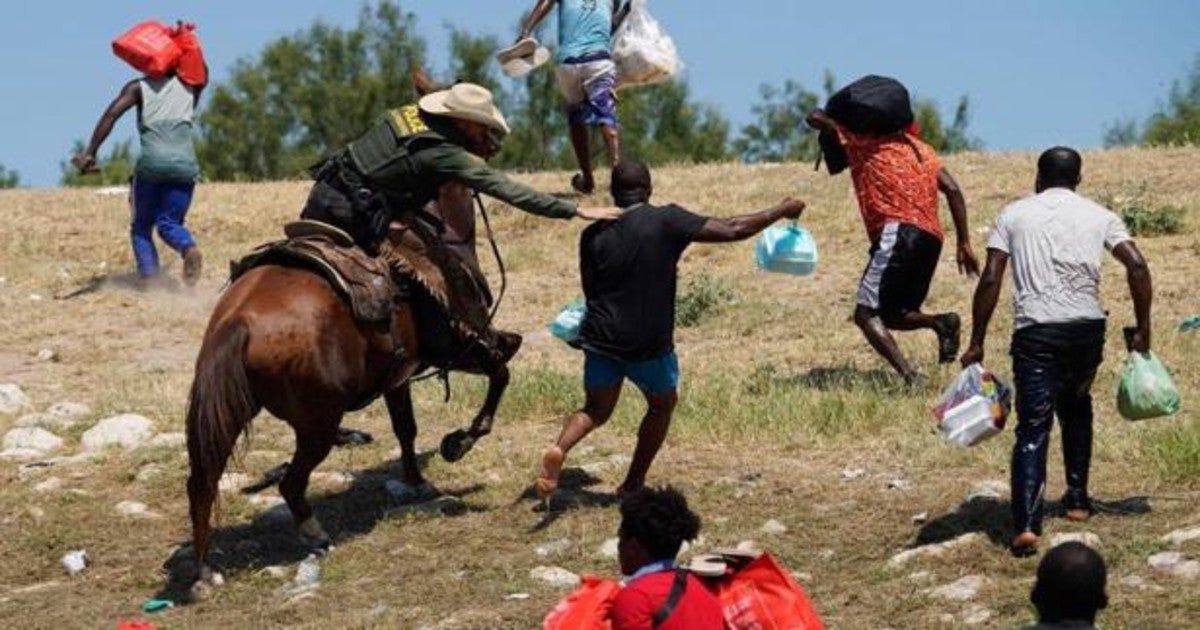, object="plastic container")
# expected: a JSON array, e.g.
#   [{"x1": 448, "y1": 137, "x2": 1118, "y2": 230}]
[
  {"x1": 755, "y1": 223, "x2": 819, "y2": 276},
  {"x1": 549, "y1": 301, "x2": 586, "y2": 345},
  {"x1": 937, "y1": 395, "x2": 1002, "y2": 447},
  {"x1": 172, "y1": 23, "x2": 208, "y2": 87},
  {"x1": 112, "y1": 21, "x2": 182, "y2": 78}
]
